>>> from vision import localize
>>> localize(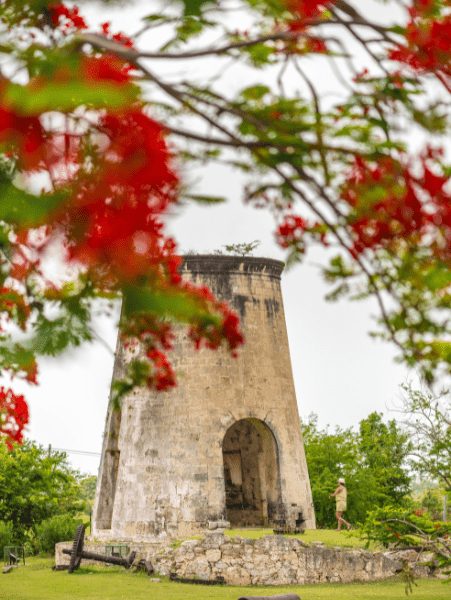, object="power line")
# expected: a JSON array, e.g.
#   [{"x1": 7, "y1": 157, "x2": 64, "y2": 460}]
[{"x1": 50, "y1": 447, "x2": 101, "y2": 457}]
